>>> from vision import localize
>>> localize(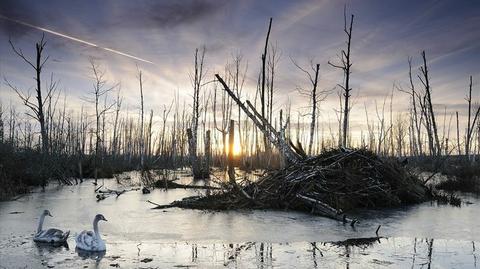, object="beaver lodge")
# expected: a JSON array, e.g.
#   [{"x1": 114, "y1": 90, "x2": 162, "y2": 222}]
[
  {"x1": 149, "y1": 75, "x2": 445, "y2": 225},
  {"x1": 154, "y1": 149, "x2": 432, "y2": 225}
]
